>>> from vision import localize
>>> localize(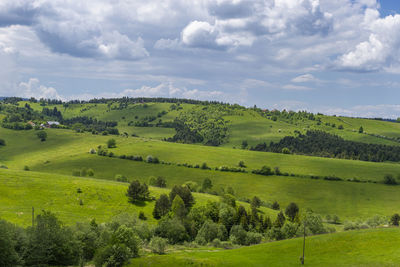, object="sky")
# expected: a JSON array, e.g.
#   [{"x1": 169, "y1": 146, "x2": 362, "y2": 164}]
[{"x1": 1, "y1": 0, "x2": 400, "y2": 118}]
